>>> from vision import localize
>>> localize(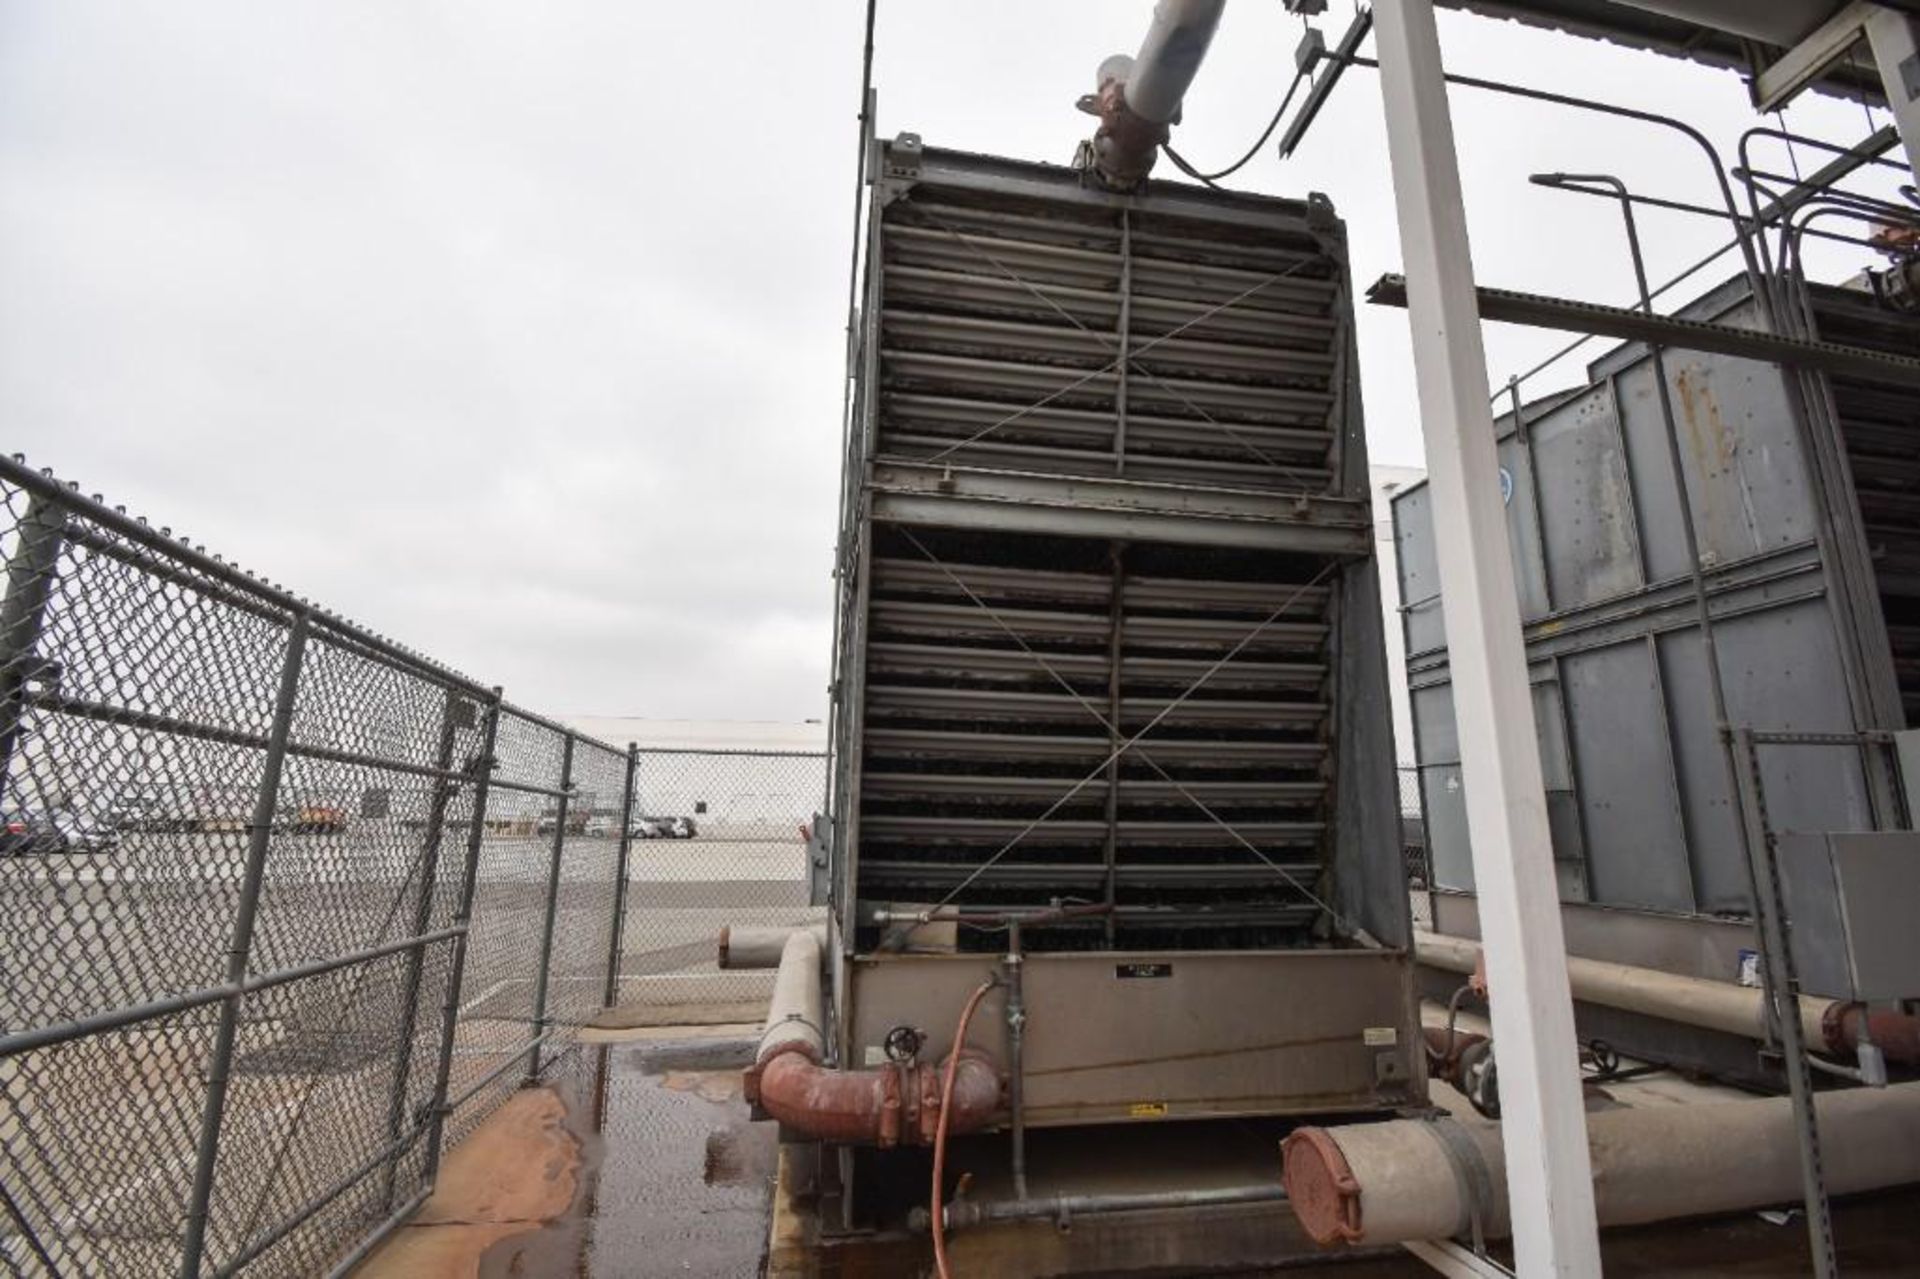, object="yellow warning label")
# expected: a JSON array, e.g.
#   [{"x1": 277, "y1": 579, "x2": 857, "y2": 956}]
[
  {"x1": 1363, "y1": 1026, "x2": 1398, "y2": 1047},
  {"x1": 1129, "y1": 1102, "x2": 1169, "y2": 1119}
]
